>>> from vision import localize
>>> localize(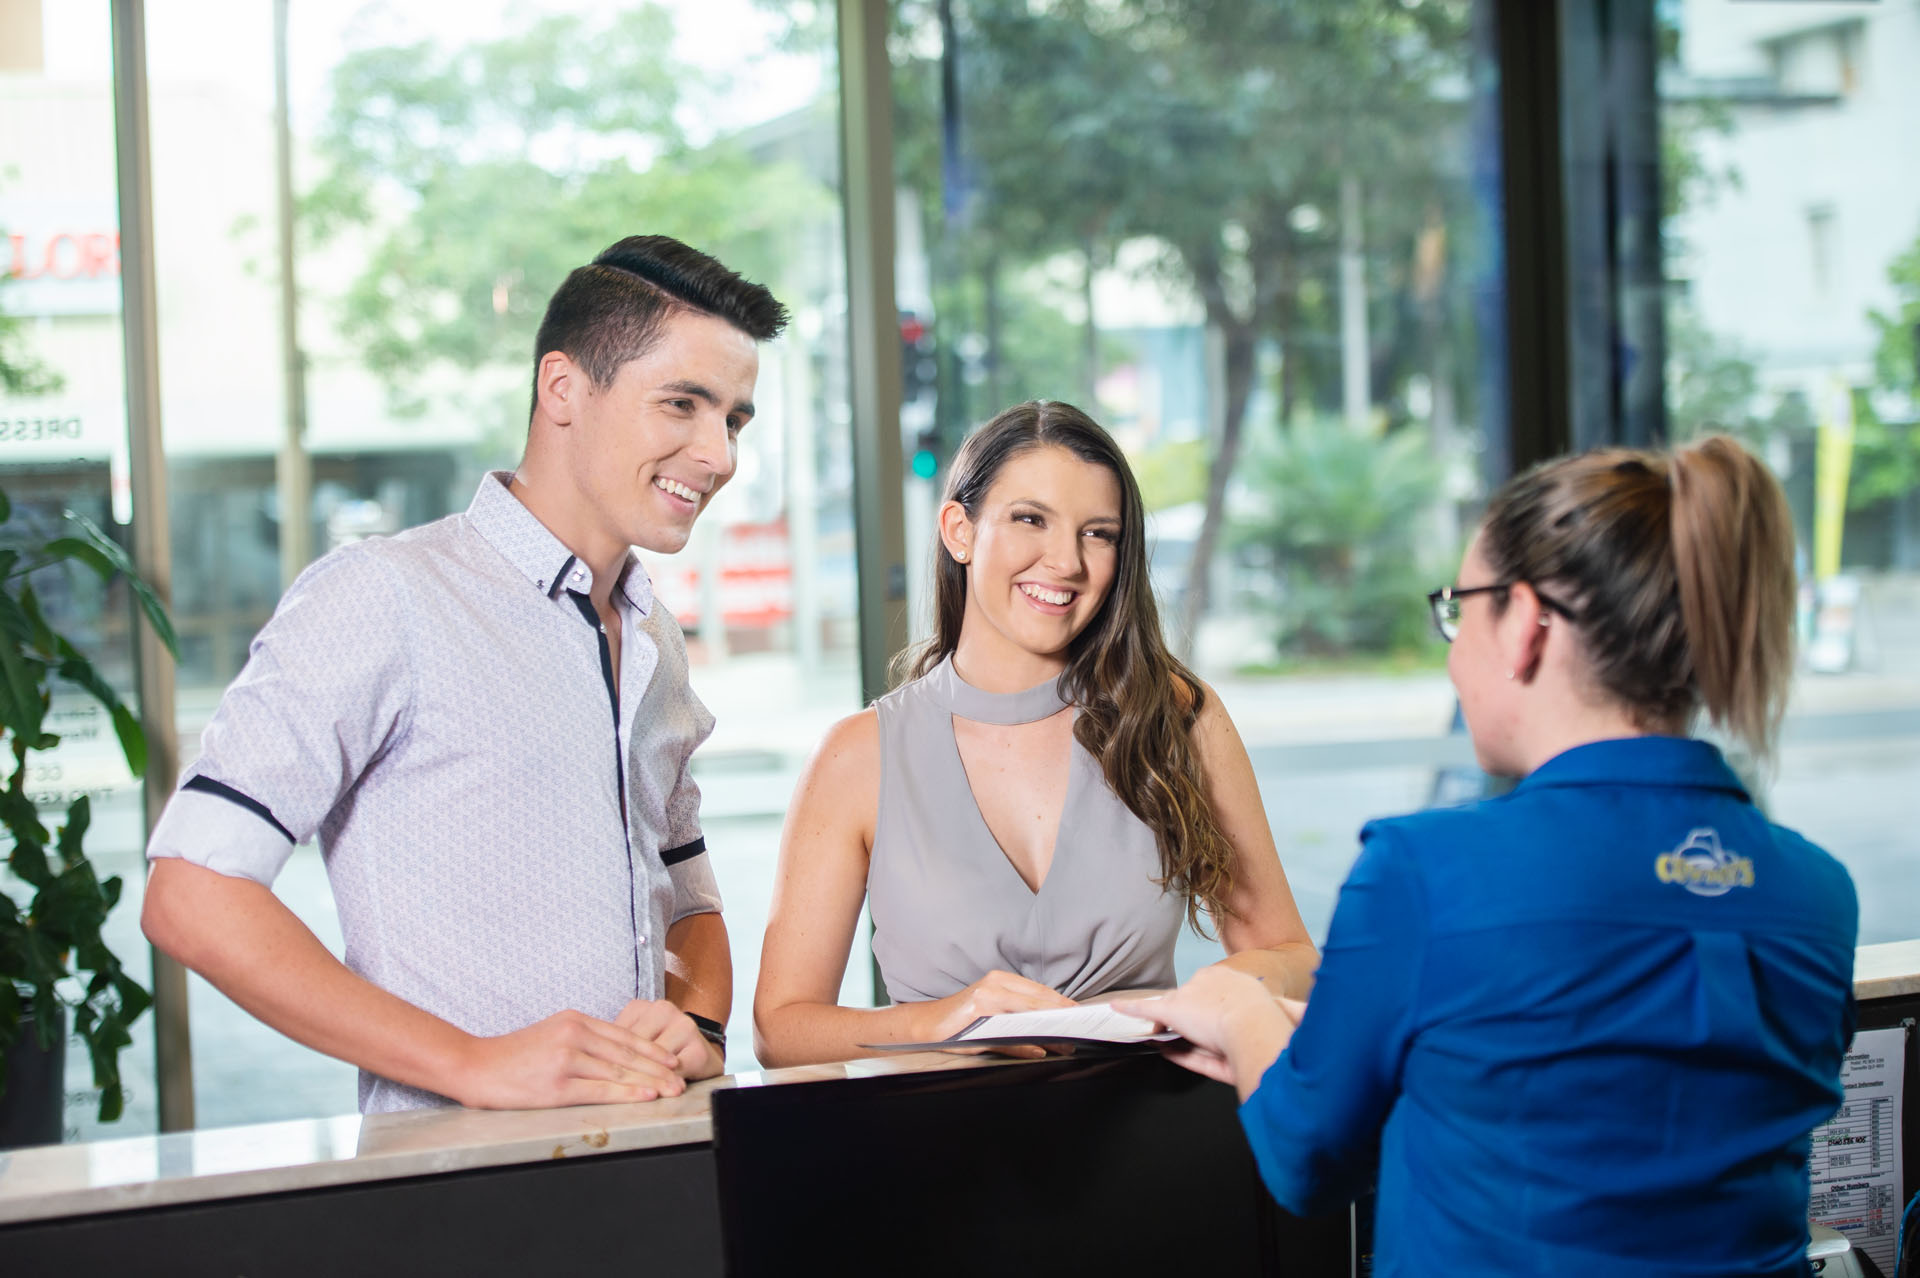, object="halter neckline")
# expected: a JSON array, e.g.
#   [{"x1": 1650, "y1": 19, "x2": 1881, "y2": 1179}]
[{"x1": 928, "y1": 655, "x2": 1070, "y2": 725}]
